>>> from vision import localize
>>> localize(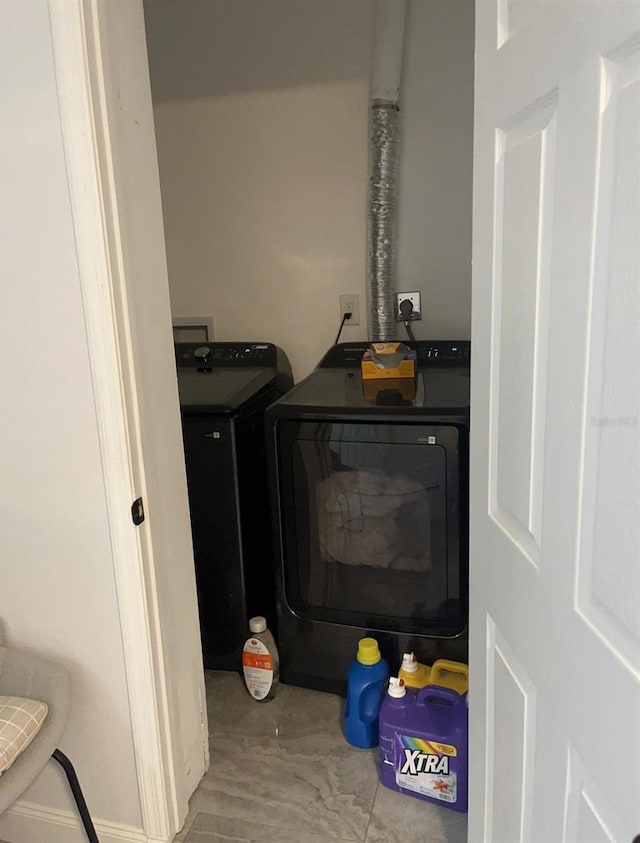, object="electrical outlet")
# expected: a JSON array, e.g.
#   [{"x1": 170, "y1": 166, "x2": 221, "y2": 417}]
[
  {"x1": 339, "y1": 294, "x2": 360, "y2": 326},
  {"x1": 396, "y1": 291, "x2": 422, "y2": 321}
]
